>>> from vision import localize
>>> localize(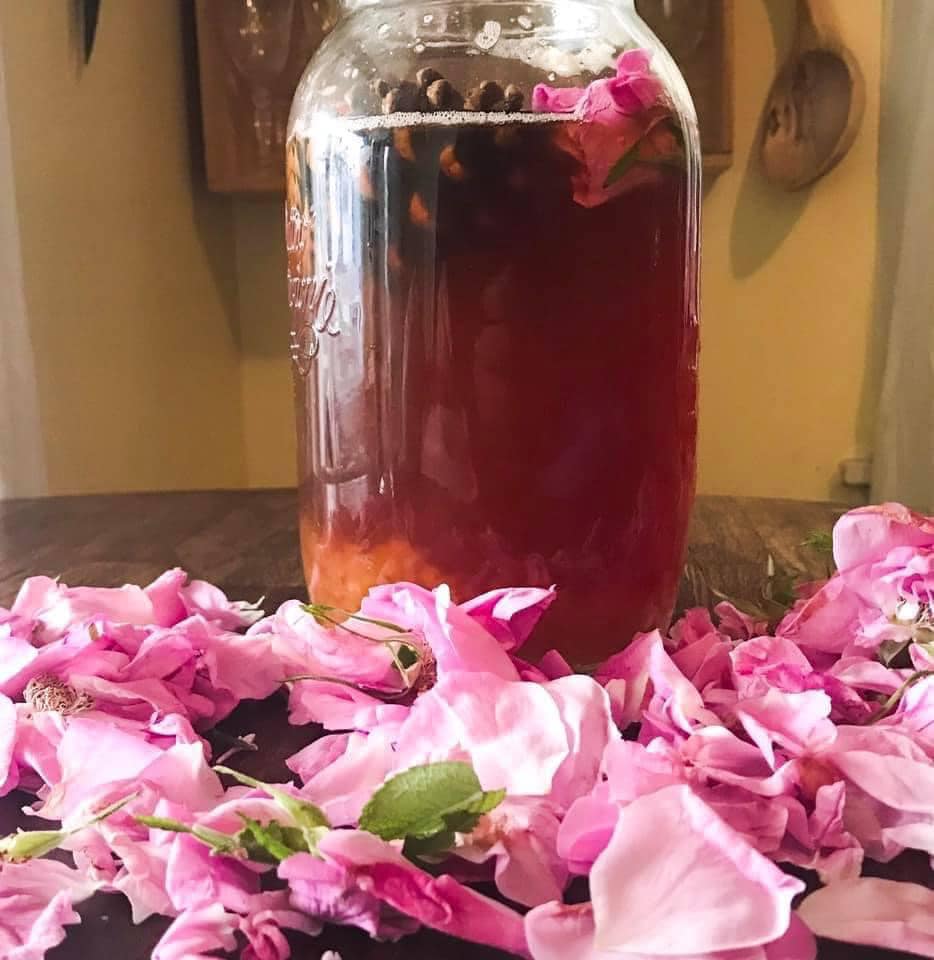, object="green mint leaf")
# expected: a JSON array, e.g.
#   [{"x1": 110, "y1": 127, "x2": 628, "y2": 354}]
[
  {"x1": 439, "y1": 809, "x2": 487, "y2": 834},
  {"x1": 359, "y1": 762, "x2": 505, "y2": 842},
  {"x1": 214, "y1": 766, "x2": 330, "y2": 850},
  {"x1": 604, "y1": 143, "x2": 640, "y2": 188},
  {"x1": 402, "y1": 808, "x2": 493, "y2": 862},
  {"x1": 401, "y1": 812, "x2": 488, "y2": 864},
  {"x1": 403, "y1": 830, "x2": 457, "y2": 860},
  {"x1": 237, "y1": 816, "x2": 305, "y2": 864}
]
